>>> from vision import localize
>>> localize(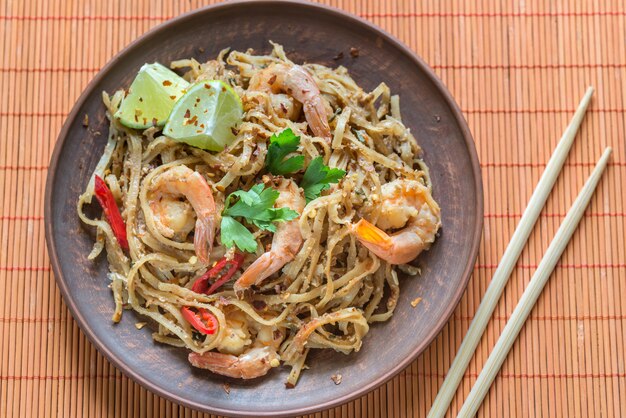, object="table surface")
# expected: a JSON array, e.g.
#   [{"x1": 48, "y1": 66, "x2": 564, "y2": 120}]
[{"x1": 1, "y1": 0, "x2": 625, "y2": 417}]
